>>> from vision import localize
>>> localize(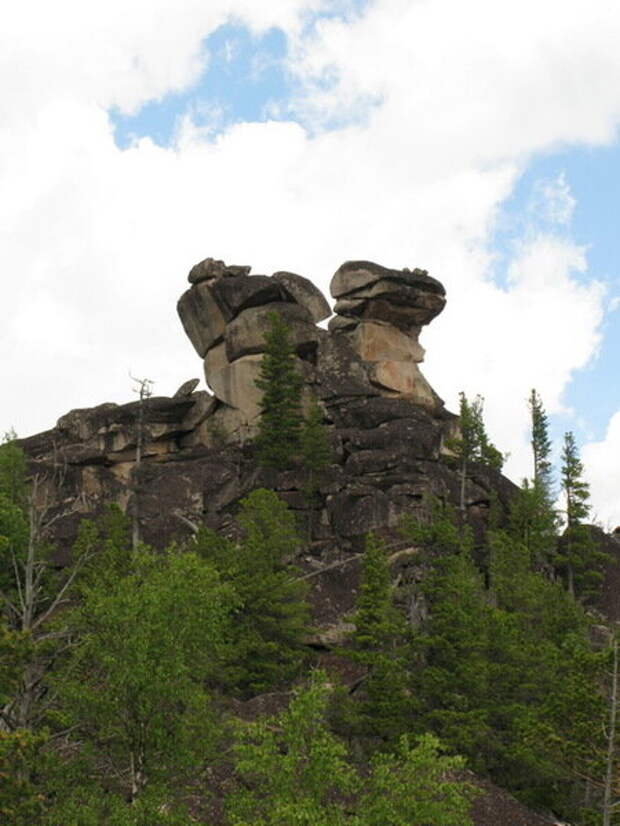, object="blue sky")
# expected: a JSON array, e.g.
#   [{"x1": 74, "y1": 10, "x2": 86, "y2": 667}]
[{"x1": 2, "y1": 0, "x2": 619, "y2": 524}]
